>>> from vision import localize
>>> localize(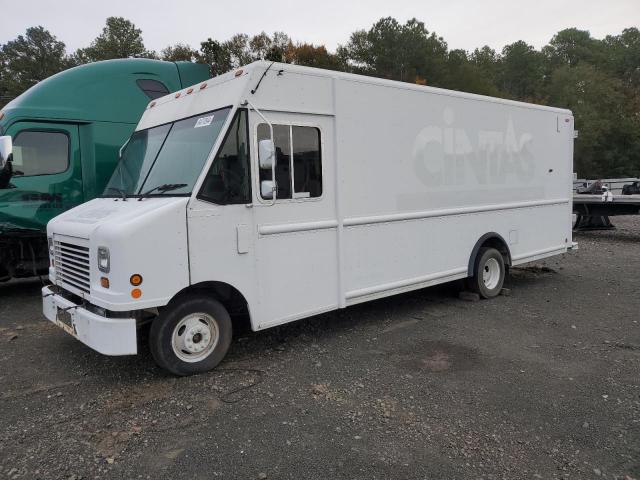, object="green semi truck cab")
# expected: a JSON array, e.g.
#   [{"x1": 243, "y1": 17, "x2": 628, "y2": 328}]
[{"x1": 0, "y1": 59, "x2": 210, "y2": 281}]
